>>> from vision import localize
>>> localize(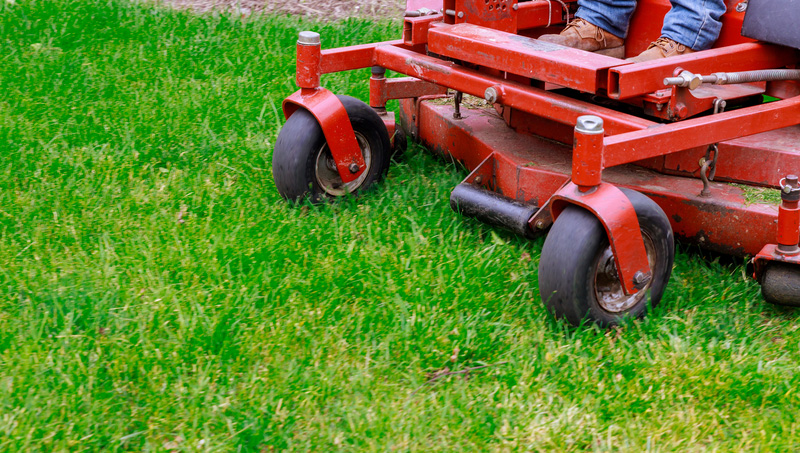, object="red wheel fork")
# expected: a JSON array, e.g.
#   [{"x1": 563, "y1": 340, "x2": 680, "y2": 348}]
[
  {"x1": 282, "y1": 32, "x2": 366, "y2": 184},
  {"x1": 550, "y1": 116, "x2": 653, "y2": 296}
]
